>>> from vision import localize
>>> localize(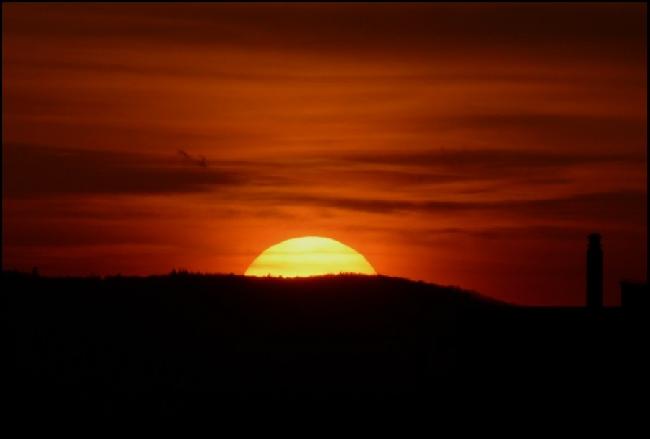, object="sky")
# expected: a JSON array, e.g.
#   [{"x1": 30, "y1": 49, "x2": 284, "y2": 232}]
[{"x1": 2, "y1": 3, "x2": 647, "y2": 305}]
